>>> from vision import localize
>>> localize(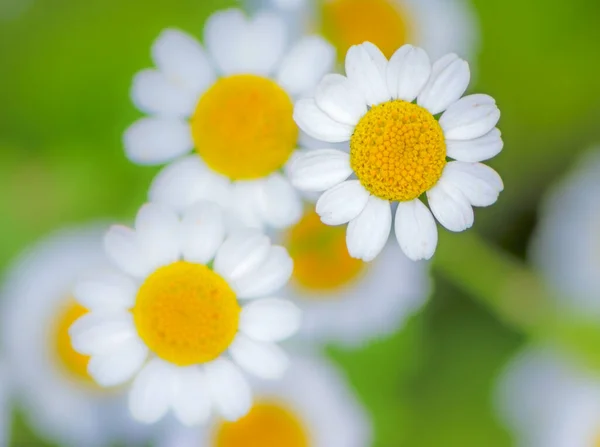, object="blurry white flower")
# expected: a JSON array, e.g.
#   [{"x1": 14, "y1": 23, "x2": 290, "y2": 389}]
[
  {"x1": 124, "y1": 8, "x2": 335, "y2": 231},
  {"x1": 69, "y1": 203, "x2": 301, "y2": 426},
  {"x1": 0, "y1": 225, "x2": 150, "y2": 447},
  {"x1": 289, "y1": 42, "x2": 503, "y2": 262},
  {"x1": 157, "y1": 352, "x2": 371, "y2": 447}
]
